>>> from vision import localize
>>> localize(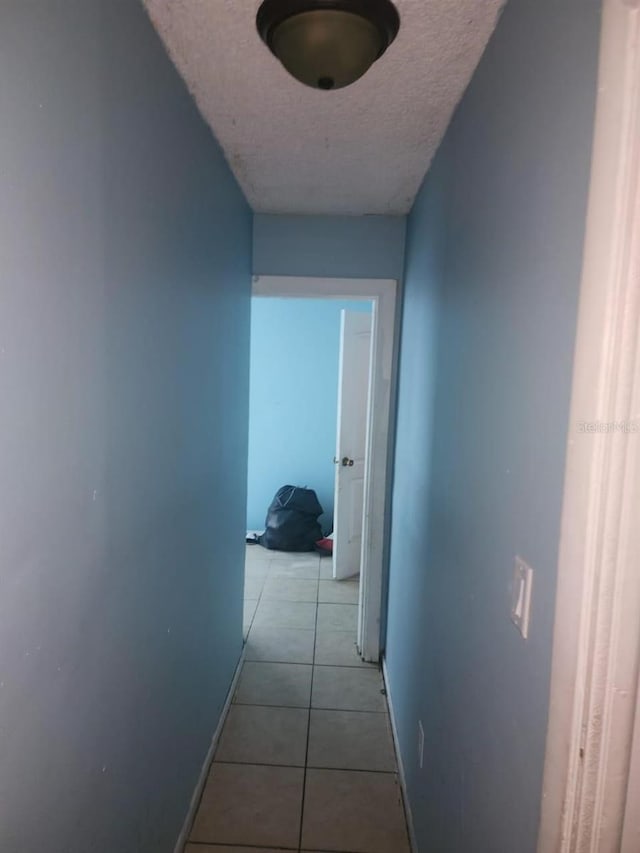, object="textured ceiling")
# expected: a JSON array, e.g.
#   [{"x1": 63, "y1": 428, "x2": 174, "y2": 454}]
[{"x1": 144, "y1": 0, "x2": 504, "y2": 215}]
